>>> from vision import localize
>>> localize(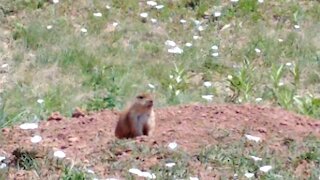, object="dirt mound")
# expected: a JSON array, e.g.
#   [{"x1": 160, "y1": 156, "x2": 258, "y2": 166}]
[{"x1": 1, "y1": 104, "x2": 320, "y2": 178}]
